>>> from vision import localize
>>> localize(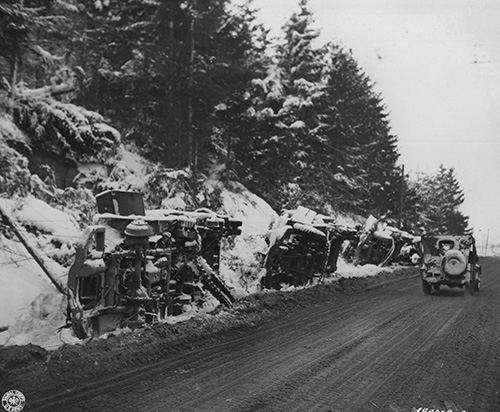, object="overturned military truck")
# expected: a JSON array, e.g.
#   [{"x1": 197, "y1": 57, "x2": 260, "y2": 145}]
[
  {"x1": 262, "y1": 207, "x2": 358, "y2": 289},
  {"x1": 67, "y1": 190, "x2": 242, "y2": 339},
  {"x1": 351, "y1": 215, "x2": 421, "y2": 267}
]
